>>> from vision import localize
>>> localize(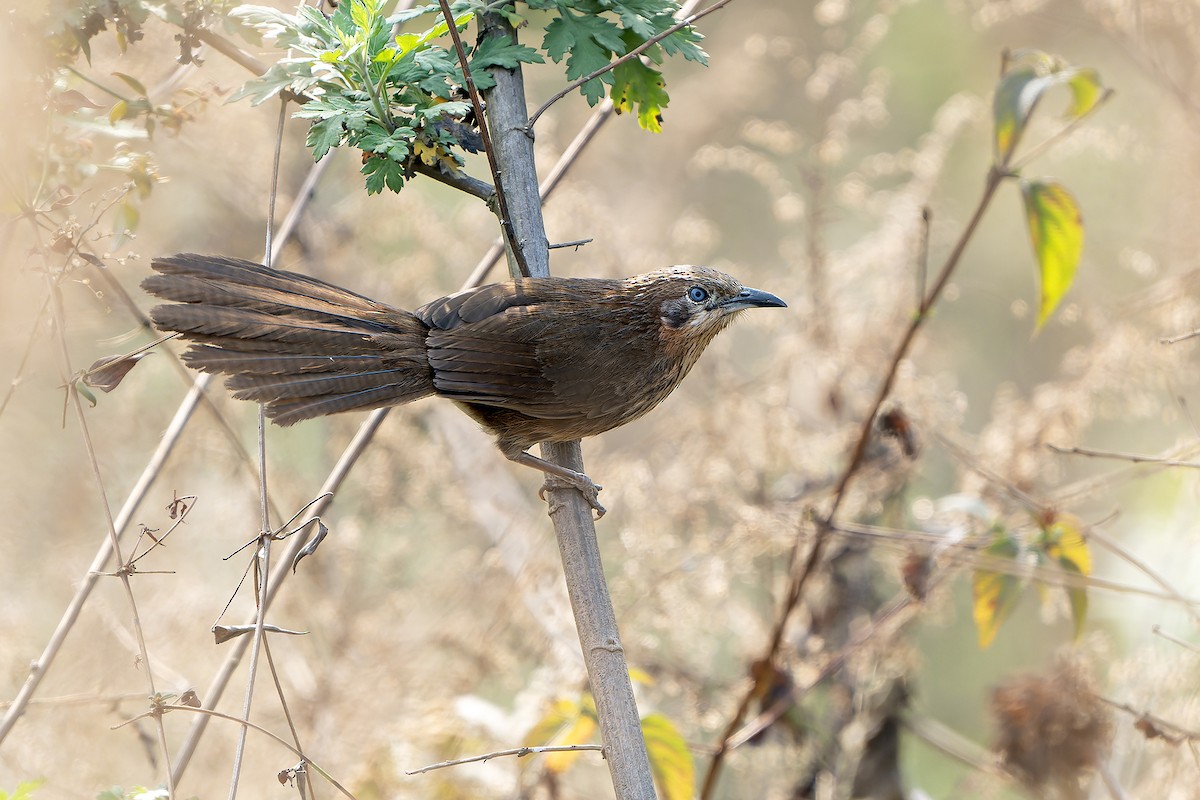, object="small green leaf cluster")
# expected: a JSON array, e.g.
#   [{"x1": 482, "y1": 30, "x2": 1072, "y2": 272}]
[
  {"x1": 233, "y1": 0, "x2": 536, "y2": 193},
  {"x1": 231, "y1": 0, "x2": 707, "y2": 193}
]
